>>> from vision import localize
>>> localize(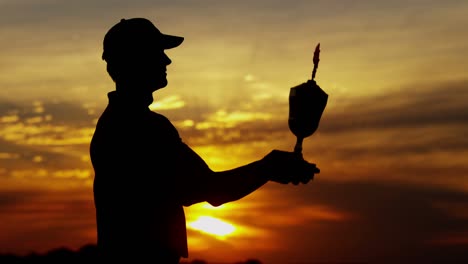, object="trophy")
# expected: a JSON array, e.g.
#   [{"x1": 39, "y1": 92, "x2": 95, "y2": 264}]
[{"x1": 288, "y1": 43, "x2": 328, "y2": 155}]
